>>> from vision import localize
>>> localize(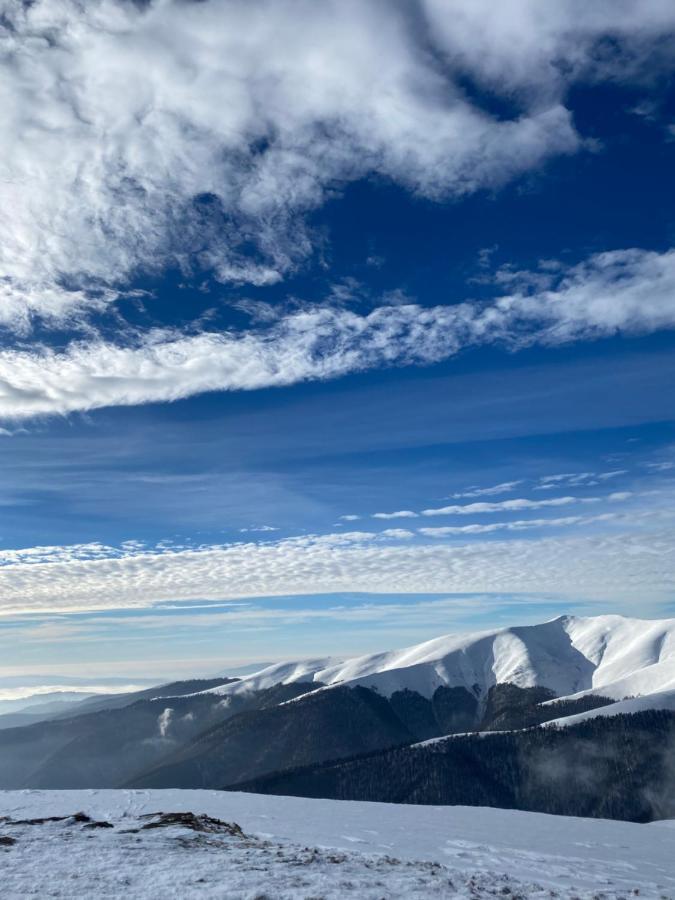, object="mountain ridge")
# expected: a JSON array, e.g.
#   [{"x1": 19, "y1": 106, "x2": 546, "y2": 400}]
[
  {"x1": 2, "y1": 613, "x2": 675, "y2": 813},
  {"x1": 198, "y1": 613, "x2": 675, "y2": 709}
]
